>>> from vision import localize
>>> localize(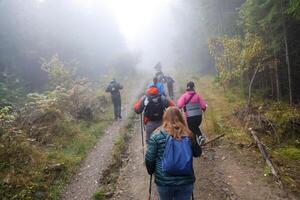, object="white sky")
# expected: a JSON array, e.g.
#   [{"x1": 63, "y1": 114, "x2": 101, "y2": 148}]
[
  {"x1": 107, "y1": 0, "x2": 172, "y2": 47},
  {"x1": 107, "y1": 0, "x2": 175, "y2": 69},
  {"x1": 38, "y1": 0, "x2": 176, "y2": 69}
]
